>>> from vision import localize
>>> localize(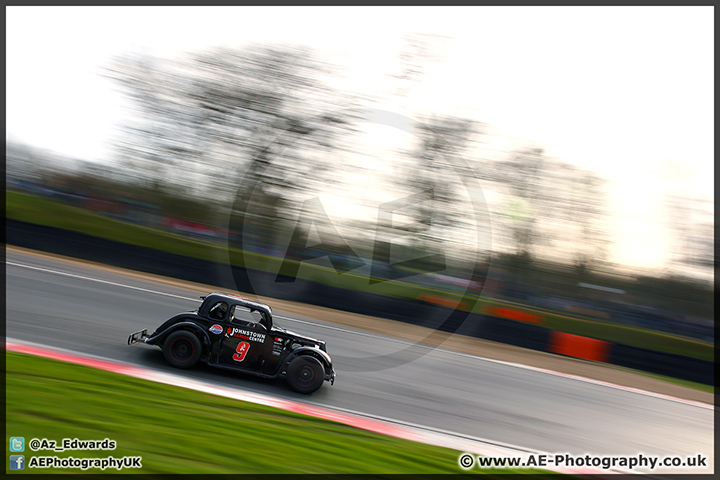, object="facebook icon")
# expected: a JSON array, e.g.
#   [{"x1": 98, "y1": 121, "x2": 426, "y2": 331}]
[{"x1": 9, "y1": 455, "x2": 25, "y2": 470}]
